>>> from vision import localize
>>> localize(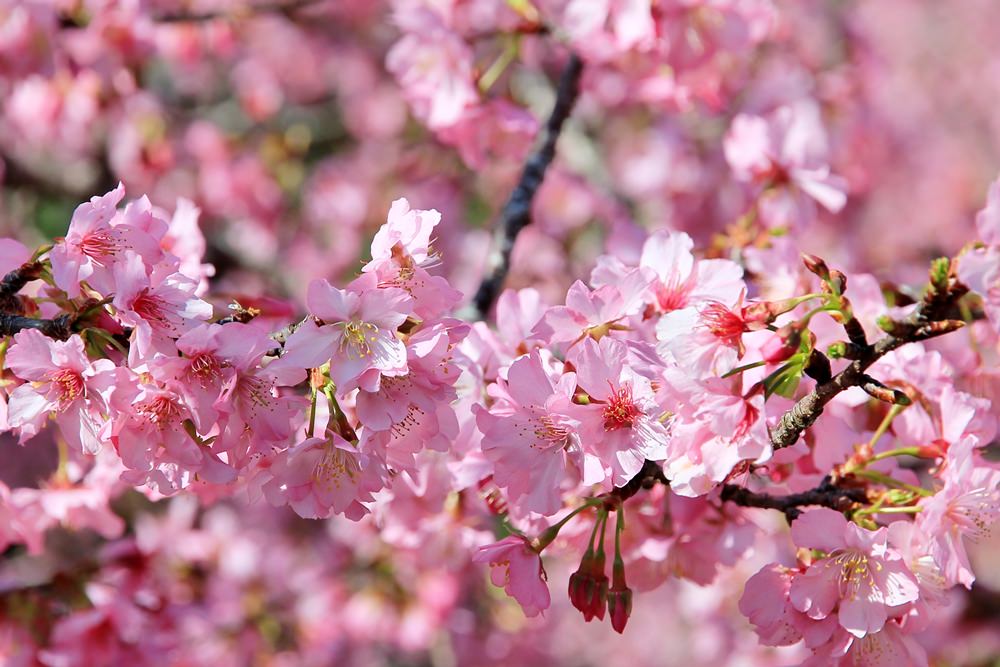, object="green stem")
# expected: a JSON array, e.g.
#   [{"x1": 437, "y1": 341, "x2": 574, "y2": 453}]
[
  {"x1": 306, "y1": 383, "x2": 318, "y2": 438},
  {"x1": 535, "y1": 498, "x2": 604, "y2": 552},
  {"x1": 478, "y1": 37, "x2": 520, "y2": 93},
  {"x1": 866, "y1": 404, "x2": 907, "y2": 451},
  {"x1": 722, "y1": 359, "x2": 768, "y2": 378},
  {"x1": 853, "y1": 469, "x2": 933, "y2": 497},
  {"x1": 857, "y1": 505, "x2": 922, "y2": 516},
  {"x1": 868, "y1": 446, "x2": 924, "y2": 464}
]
